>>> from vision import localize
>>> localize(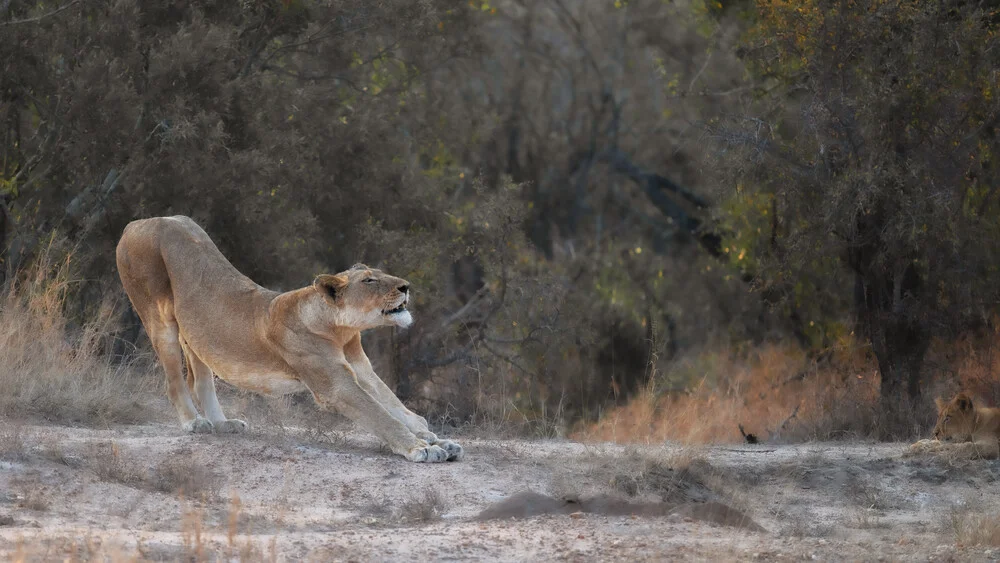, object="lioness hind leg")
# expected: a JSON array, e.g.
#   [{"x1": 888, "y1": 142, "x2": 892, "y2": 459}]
[
  {"x1": 147, "y1": 317, "x2": 213, "y2": 434},
  {"x1": 182, "y1": 342, "x2": 247, "y2": 434}
]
